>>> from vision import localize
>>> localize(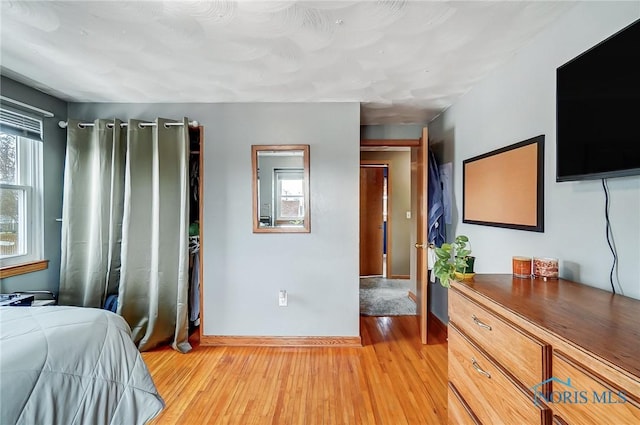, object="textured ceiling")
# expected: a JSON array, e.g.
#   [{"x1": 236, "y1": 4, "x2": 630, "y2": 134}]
[{"x1": 0, "y1": 1, "x2": 575, "y2": 125}]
